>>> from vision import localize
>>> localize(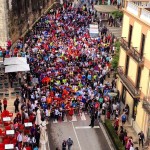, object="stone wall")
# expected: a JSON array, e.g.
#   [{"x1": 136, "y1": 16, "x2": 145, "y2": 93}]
[
  {"x1": 0, "y1": 0, "x2": 55, "y2": 48},
  {"x1": 0, "y1": 0, "x2": 9, "y2": 48}
]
